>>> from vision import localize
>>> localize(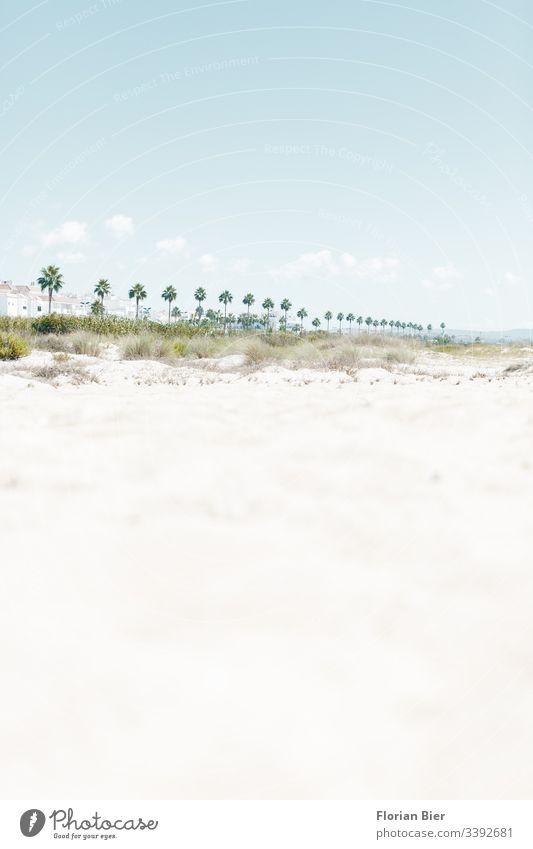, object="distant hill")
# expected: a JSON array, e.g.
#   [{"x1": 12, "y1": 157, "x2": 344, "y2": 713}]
[{"x1": 446, "y1": 329, "x2": 533, "y2": 344}]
